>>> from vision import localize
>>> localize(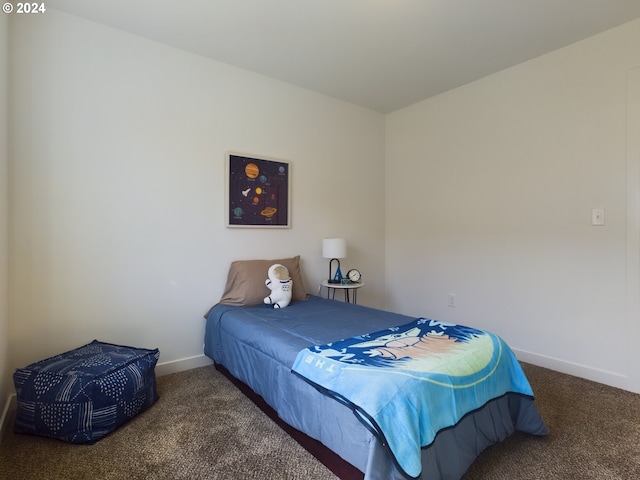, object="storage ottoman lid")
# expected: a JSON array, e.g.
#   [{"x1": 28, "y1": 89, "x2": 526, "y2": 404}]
[{"x1": 16, "y1": 340, "x2": 160, "y2": 379}]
